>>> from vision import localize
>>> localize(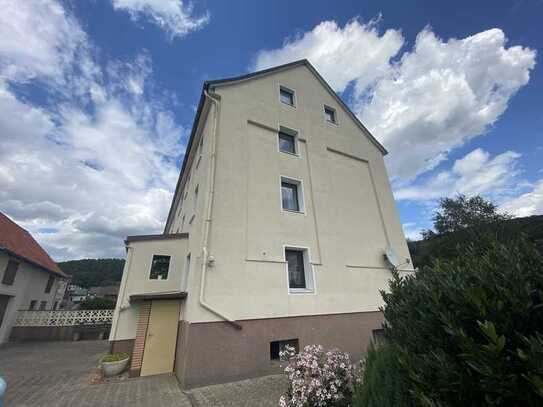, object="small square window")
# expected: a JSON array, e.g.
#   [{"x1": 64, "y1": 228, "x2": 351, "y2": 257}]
[
  {"x1": 281, "y1": 182, "x2": 300, "y2": 212},
  {"x1": 324, "y1": 105, "x2": 337, "y2": 123},
  {"x1": 270, "y1": 338, "x2": 299, "y2": 360},
  {"x1": 29, "y1": 300, "x2": 37, "y2": 310},
  {"x1": 280, "y1": 86, "x2": 295, "y2": 106},
  {"x1": 149, "y1": 255, "x2": 171, "y2": 280},
  {"x1": 2, "y1": 259, "x2": 19, "y2": 285},
  {"x1": 278, "y1": 132, "x2": 296, "y2": 154},
  {"x1": 39, "y1": 301, "x2": 47, "y2": 310},
  {"x1": 373, "y1": 328, "x2": 385, "y2": 345}
]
